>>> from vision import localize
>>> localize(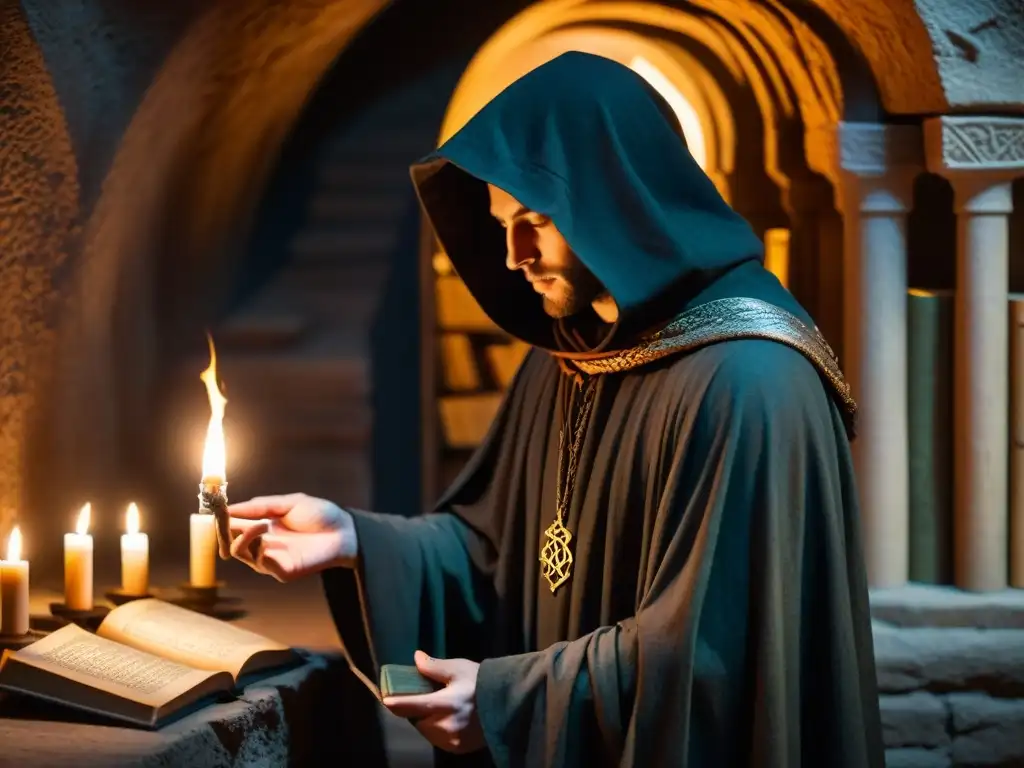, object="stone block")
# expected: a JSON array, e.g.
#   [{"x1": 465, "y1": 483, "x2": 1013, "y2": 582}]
[
  {"x1": 885, "y1": 747, "x2": 952, "y2": 768},
  {"x1": 440, "y1": 333, "x2": 481, "y2": 391},
  {"x1": 436, "y1": 276, "x2": 497, "y2": 330},
  {"x1": 880, "y1": 692, "x2": 950, "y2": 748},
  {"x1": 485, "y1": 339, "x2": 530, "y2": 388},
  {"x1": 439, "y1": 394, "x2": 502, "y2": 449},
  {"x1": 871, "y1": 585, "x2": 1024, "y2": 629},
  {"x1": 872, "y1": 623, "x2": 1024, "y2": 696},
  {"x1": 947, "y1": 693, "x2": 1024, "y2": 767}
]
